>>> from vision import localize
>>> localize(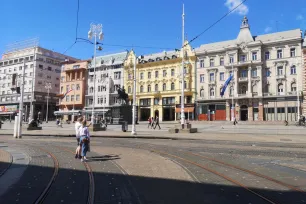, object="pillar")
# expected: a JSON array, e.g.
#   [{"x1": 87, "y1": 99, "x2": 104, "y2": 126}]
[
  {"x1": 248, "y1": 66, "x2": 252, "y2": 97},
  {"x1": 248, "y1": 99, "x2": 253, "y2": 121},
  {"x1": 226, "y1": 100, "x2": 230, "y2": 121},
  {"x1": 235, "y1": 101, "x2": 240, "y2": 121},
  {"x1": 234, "y1": 68, "x2": 238, "y2": 97},
  {"x1": 258, "y1": 66, "x2": 263, "y2": 96},
  {"x1": 258, "y1": 99, "x2": 264, "y2": 121}
]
